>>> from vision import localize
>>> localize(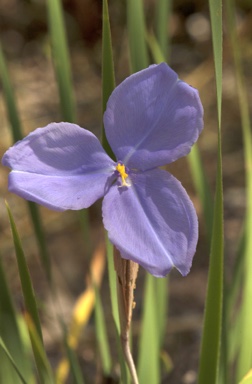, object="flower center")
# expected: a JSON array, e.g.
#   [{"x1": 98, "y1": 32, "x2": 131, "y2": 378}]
[{"x1": 116, "y1": 163, "x2": 131, "y2": 187}]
